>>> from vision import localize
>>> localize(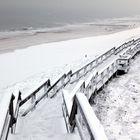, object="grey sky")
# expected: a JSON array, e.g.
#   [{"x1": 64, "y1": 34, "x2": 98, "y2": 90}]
[
  {"x1": 0, "y1": 0, "x2": 140, "y2": 30},
  {"x1": 0, "y1": 0, "x2": 139, "y2": 13}
]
